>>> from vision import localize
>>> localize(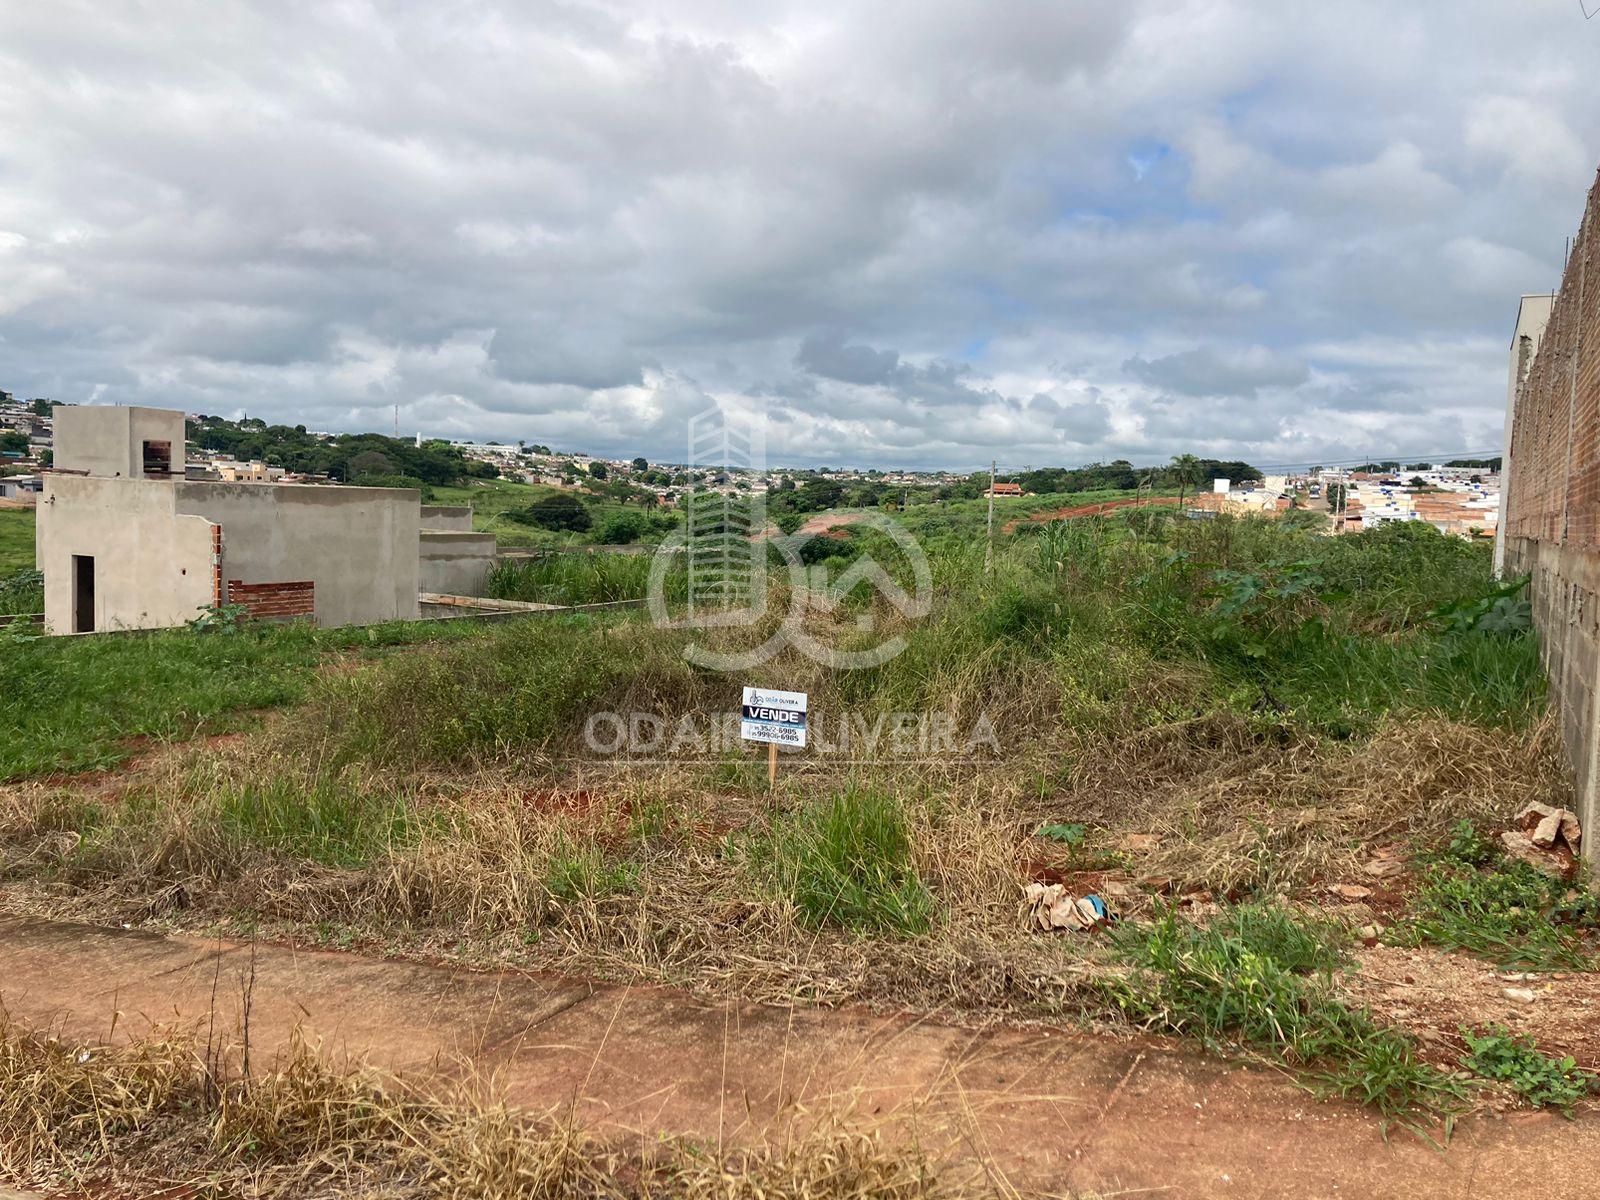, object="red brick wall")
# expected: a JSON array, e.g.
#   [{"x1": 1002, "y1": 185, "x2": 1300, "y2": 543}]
[
  {"x1": 227, "y1": 579, "x2": 315, "y2": 620},
  {"x1": 1507, "y1": 168, "x2": 1600, "y2": 546},
  {"x1": 1505, "y1": 166, "x2": 1600, "y2": 859},
  {"x1": 211, "y1": 526, "x2": 223, "y2": 607}
]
